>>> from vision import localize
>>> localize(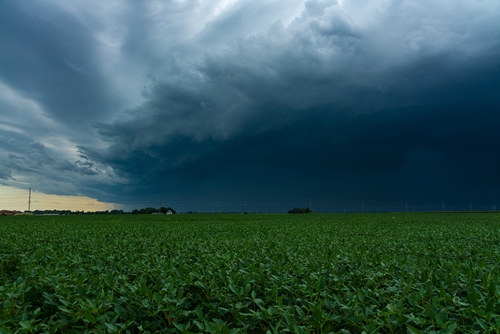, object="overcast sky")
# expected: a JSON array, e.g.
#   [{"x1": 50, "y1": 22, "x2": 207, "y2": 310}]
[{"x1": 1, "y1": 0, "x2": 499, "y2": 212}]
